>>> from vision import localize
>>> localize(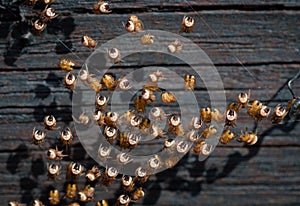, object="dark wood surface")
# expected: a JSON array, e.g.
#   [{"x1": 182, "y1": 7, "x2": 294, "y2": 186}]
[{"x1": 0, "y1": 0, "x2": 299, "y2": 205}]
